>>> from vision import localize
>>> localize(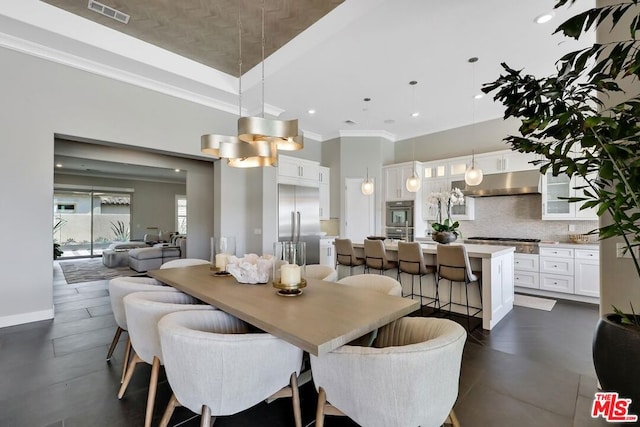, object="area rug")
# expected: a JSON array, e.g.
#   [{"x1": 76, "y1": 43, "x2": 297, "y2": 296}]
[
  {"x1": 59, "y1": 258, "x2": 142, "y2": 284},
  {"x1": 514, "y1": 294, "x2": 557, "y2": 311}
]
